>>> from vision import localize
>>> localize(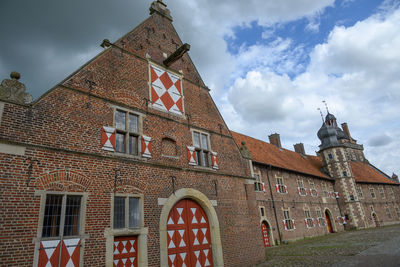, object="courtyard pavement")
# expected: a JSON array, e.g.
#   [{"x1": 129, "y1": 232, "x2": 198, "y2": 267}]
[{"x1": 256, "y1": 224, "x2": 400, "y2": 266}]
